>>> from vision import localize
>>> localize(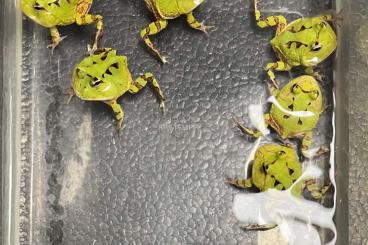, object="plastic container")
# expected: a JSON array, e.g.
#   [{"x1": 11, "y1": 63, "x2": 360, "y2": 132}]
[{"x1": 1, "y1": 0, "x2": 362, "y2": 244}]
